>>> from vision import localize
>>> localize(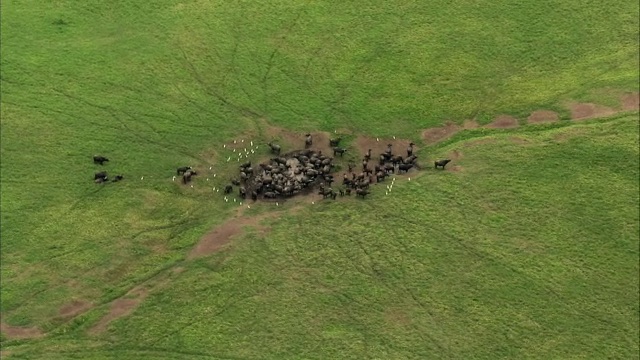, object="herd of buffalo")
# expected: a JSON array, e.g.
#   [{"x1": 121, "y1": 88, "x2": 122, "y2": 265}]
[{"x1": 92, "y1": 133, "x2": 453, "y2": 202}]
